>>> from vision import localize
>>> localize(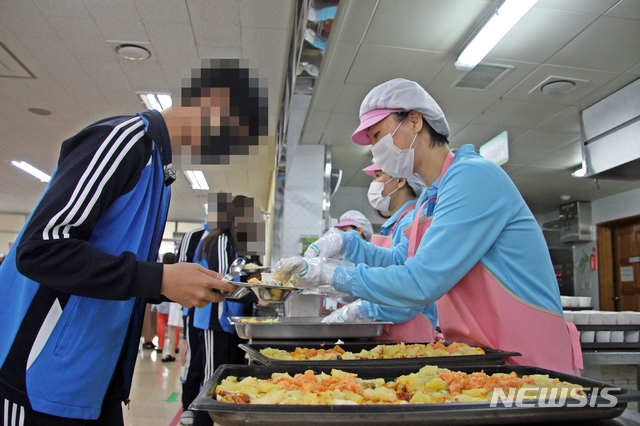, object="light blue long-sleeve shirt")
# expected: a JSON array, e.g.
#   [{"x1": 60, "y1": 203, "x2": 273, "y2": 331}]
[
  {"x1": 343, "y1": 198, "x2": 437, "y2": 325},
  {"x1": 335, "y1": 144, "x2": 561, "y2": 316}
]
